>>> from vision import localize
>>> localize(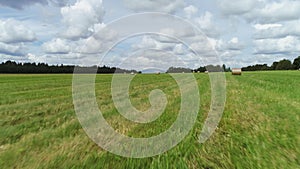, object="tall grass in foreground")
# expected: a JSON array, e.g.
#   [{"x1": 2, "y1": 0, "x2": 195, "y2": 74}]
[{"x1": 0, "y1": 72, "x2": 299, "y2": 168}]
